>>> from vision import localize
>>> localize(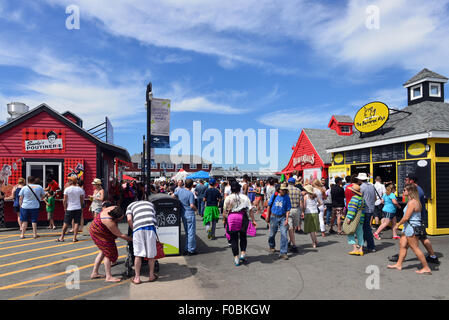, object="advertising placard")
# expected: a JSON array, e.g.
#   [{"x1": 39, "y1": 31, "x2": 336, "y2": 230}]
[
  {"x1": 354, "y1": 102, "x2": 390, "y2": 133},
  {"x1": 150, "y1": 98, "x2": 171, "y2": 148}
]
